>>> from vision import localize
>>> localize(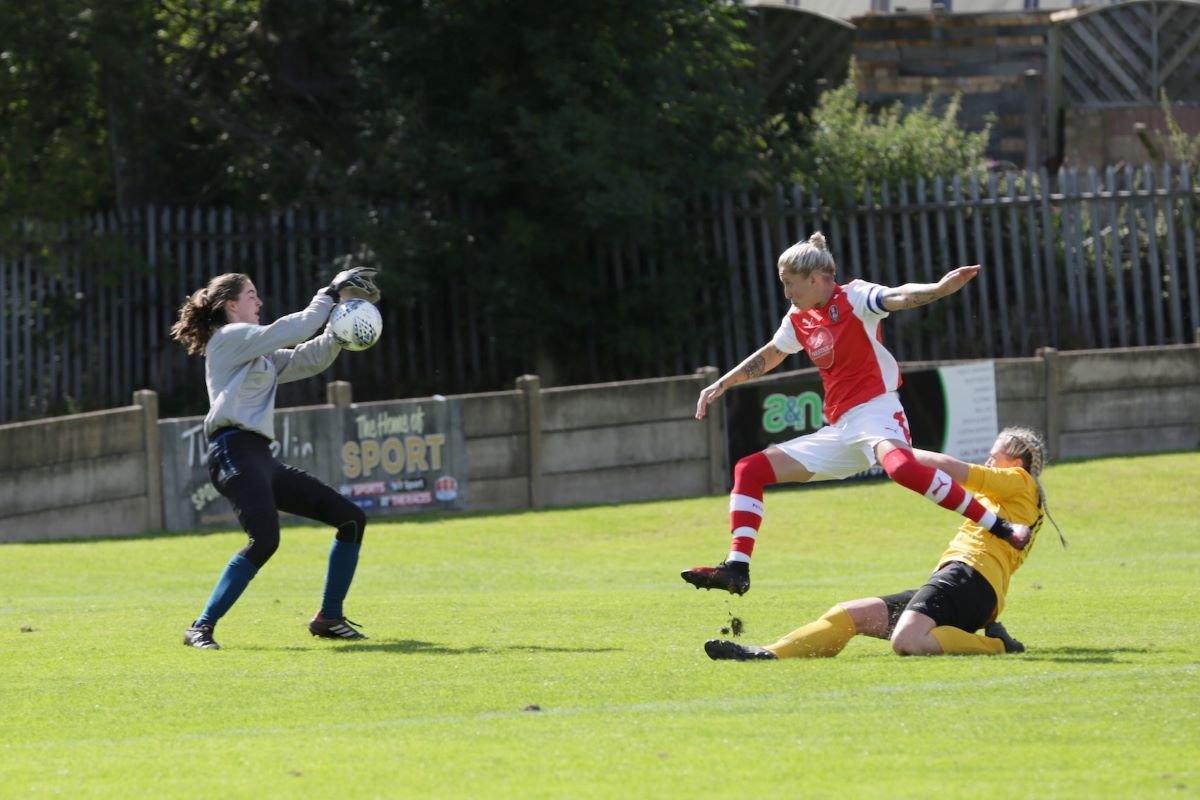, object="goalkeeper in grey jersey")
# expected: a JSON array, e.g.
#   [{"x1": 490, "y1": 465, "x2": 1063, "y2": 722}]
[{"x1": 170, "y1": 265, "x2": 381, "y2": 649}]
